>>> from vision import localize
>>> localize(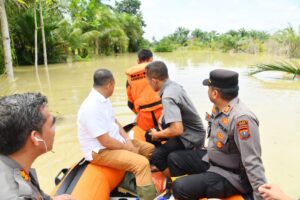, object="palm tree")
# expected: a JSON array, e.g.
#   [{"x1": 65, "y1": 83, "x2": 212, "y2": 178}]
[
  {"x1": 250, "y1": 61, "x2": 300, "y2": 80},
  {"x1": 0, "y1": 0, "x2": 27, "y2": 80},
  {"x1": 34, "y1": 0, "x2": 38, "y2": 71},
  {"x1": 39, "y1": 0, "x2": 48, "y2": 69}
]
